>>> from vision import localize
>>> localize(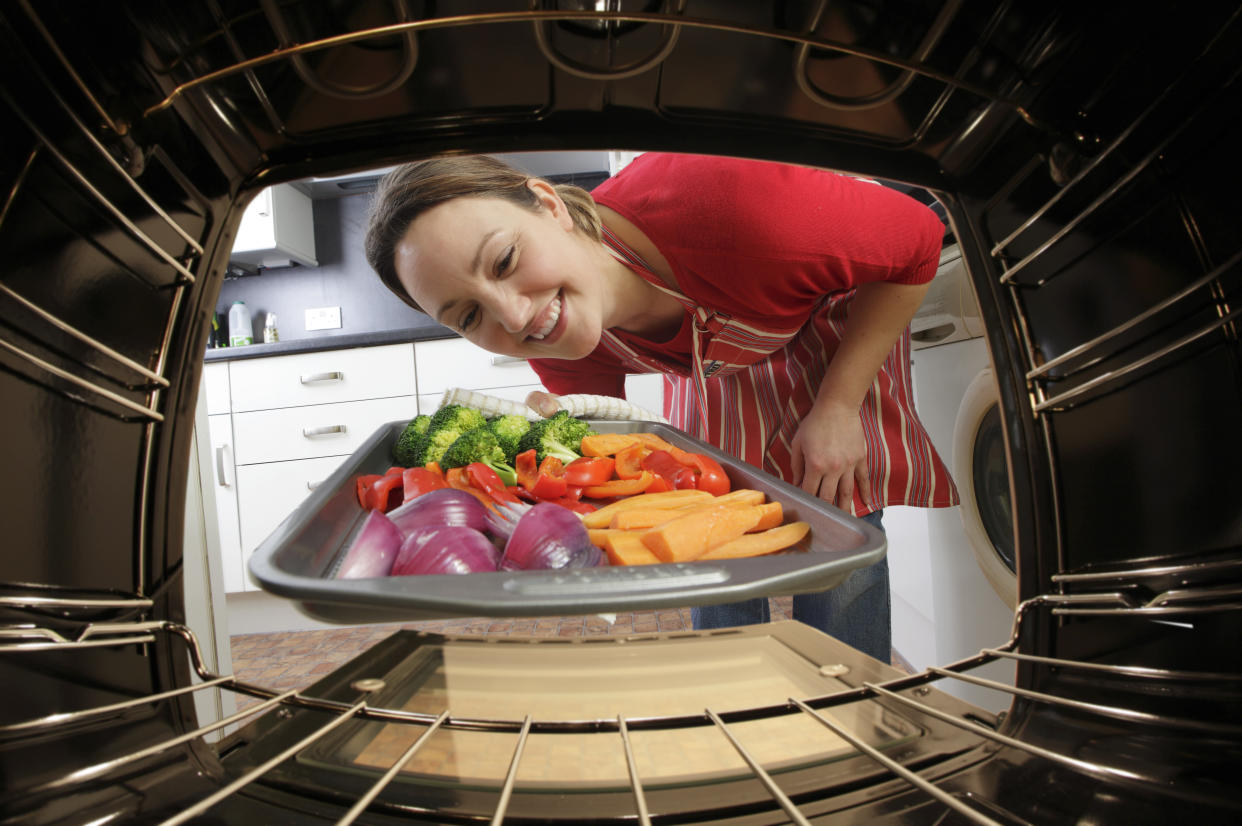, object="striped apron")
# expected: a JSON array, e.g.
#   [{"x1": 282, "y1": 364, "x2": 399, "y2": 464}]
[{"x1": 597, "y1": 228, "x2": 959, "y2": 517}]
